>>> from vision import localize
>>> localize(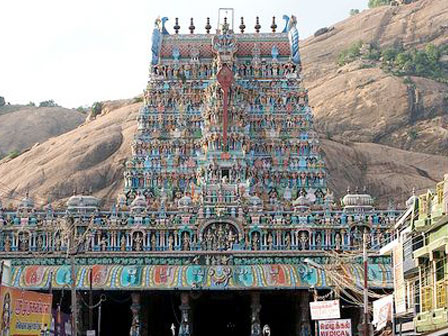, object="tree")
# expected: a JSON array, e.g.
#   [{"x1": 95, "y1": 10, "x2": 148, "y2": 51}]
[
  {"x1": 350, "y1": 9, "x2": 360, "y2": 16},
  {"x1": 27, "y1": 101, "x2": 36, "y2": 107},
  {"x1": 39, "y1": 100, "x2": 58, "y2": 107},
  {"x1": 0, "y1": 96, "x2": 5, "y2": 107},
  {"x1": 368, "y1": 0, "x2": 392, "y2": 8},
  {"x1": 91, "y1": 102, "x2": 103, "y2": 117}
]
